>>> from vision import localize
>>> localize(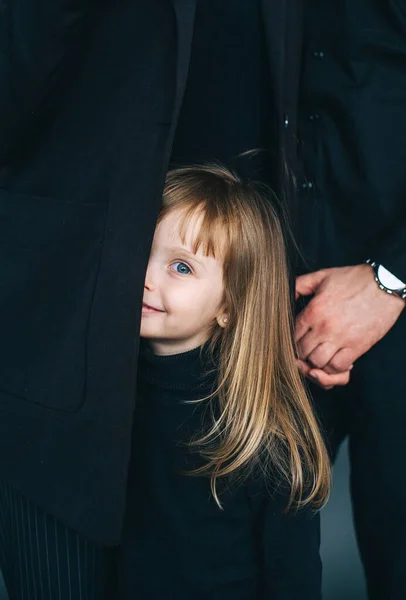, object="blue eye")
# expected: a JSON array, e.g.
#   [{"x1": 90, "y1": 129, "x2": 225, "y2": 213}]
[{"x1": 171, "y1": 261, "x2": 192, "y2": 275}]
